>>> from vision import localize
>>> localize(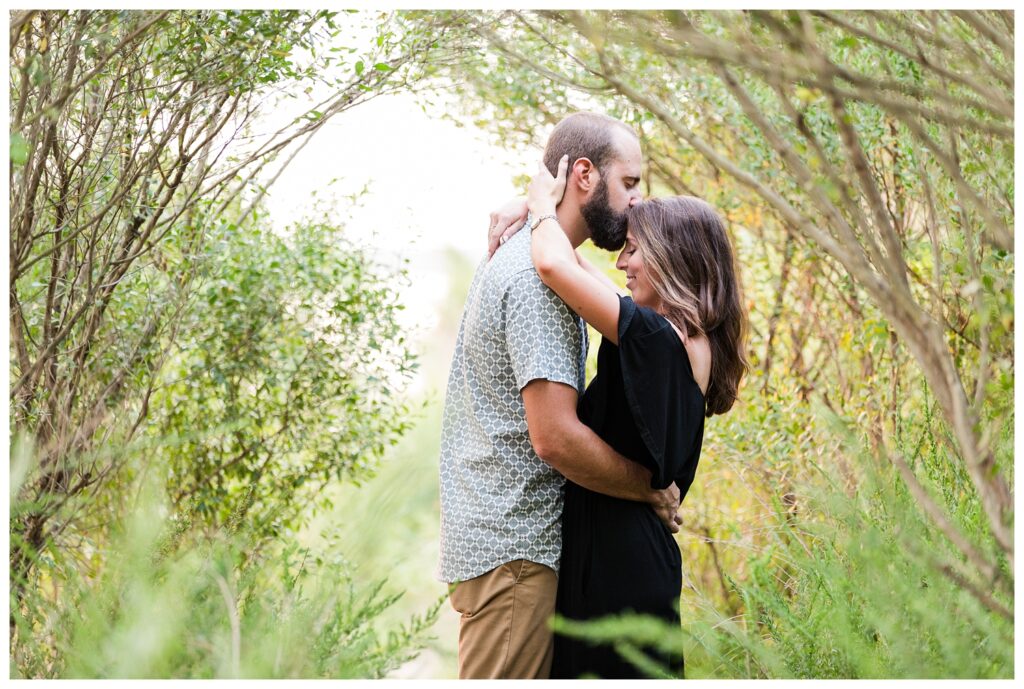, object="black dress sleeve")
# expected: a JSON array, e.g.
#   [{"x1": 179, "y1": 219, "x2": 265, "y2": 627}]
[{"x1": 617, "y1": 295, "x2": 706, "y2": 491}]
